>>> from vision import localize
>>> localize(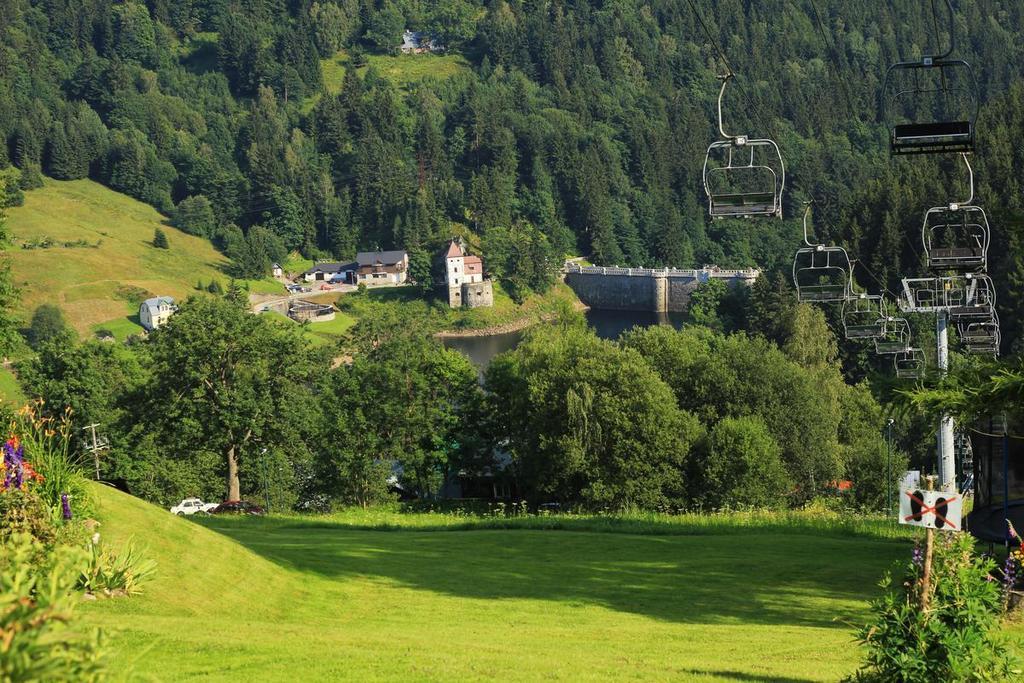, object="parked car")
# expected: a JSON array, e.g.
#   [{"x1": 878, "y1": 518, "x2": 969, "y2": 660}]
[
  {"x1": 170, "y1": 498, "x2": 218, "y2": 516},
  {"x1": 210, "y1": 500, "x2": 266, "y2": 516}
]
